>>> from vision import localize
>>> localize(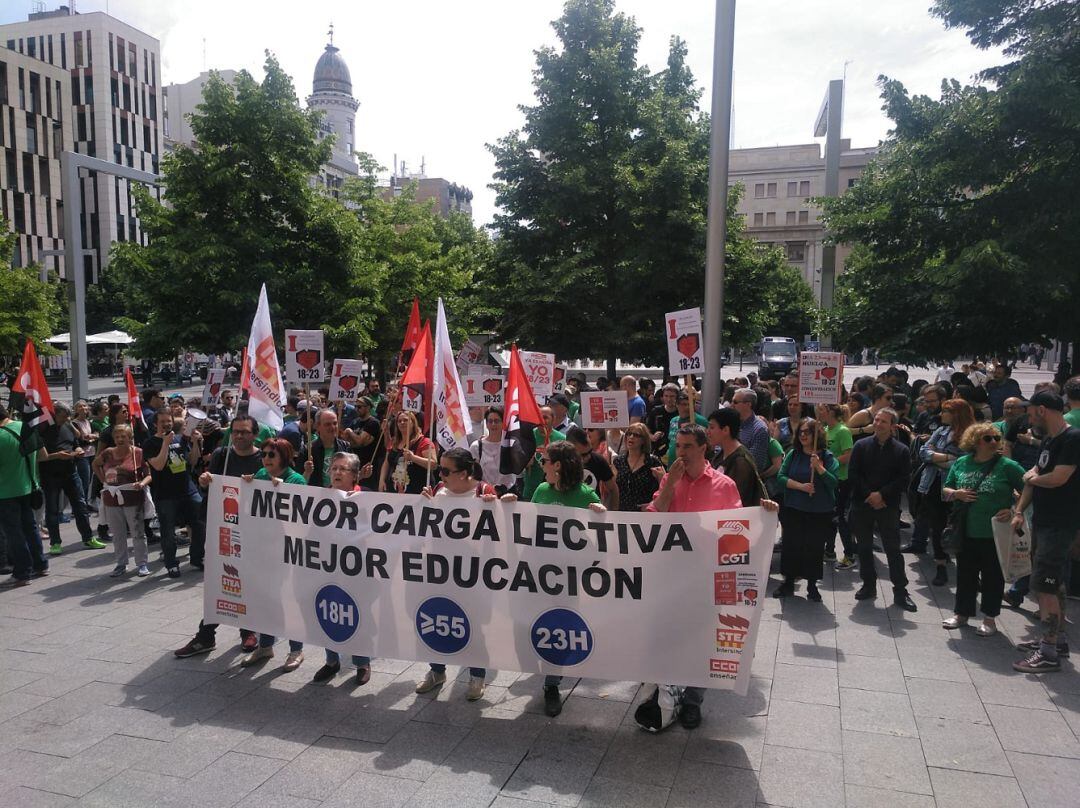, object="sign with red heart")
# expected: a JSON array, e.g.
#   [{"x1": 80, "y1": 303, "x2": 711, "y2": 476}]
[
  {"x1": 285, "y1": 330, "x2": 326, "y2": 384},
  {"x1": 797, "y1": 351, "x2": 845, "y2": 405},
  {"x1": 665, "y1": 308, "x2": 704, "y2": 374},
  {"x1": 463, "y1": 374, "x2": 505, "y2": 407},
  {"x1": 201, "y1": 367, "x2": 227, "y2": 407},
  {"x1": 329, "y1": 359, "x2": 365, "y2": 402}
]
